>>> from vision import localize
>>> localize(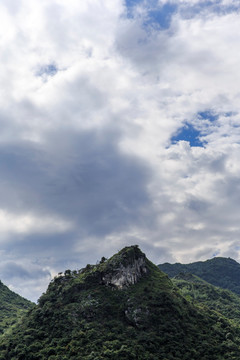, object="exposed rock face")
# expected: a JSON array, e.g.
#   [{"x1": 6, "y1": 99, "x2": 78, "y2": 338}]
[{"x1": 101, "y1": 246, "x2": 148, "y2": 289}]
